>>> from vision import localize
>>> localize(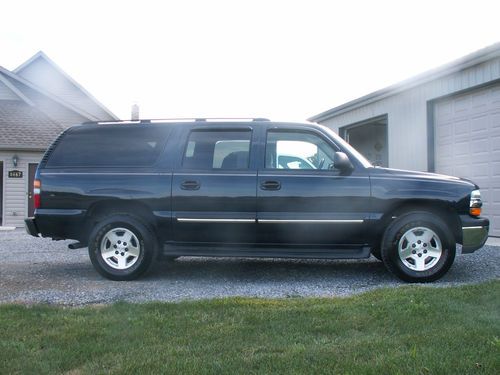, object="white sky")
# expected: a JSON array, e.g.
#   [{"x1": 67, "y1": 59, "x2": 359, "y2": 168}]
[{"x1": 1, "y1": 0, "x2": 499, "y2": 121}]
